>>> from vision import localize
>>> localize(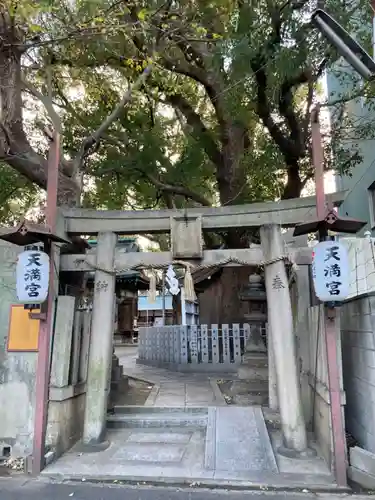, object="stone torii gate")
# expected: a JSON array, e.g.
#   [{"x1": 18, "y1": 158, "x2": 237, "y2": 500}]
[{"x1": 59, "y1": 191, "x2": 346, "y2": 456}]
